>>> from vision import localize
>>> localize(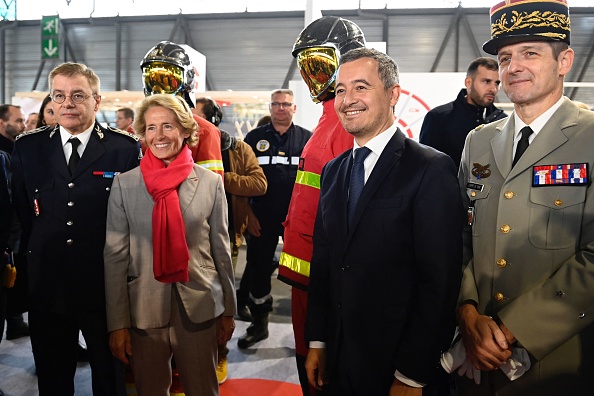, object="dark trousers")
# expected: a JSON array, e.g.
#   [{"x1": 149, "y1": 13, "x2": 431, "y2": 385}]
[
  {"x1": 29, "y1": 308, "x2": 124, "y2": 396},
  {"x1": 245, "y1": 226, "x2": 283, "y2": 301}
]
